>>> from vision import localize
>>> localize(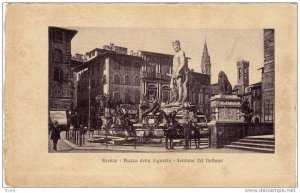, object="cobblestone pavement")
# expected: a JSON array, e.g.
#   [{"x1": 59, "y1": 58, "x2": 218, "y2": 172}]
[{"x1": 48, "y1": 137, "x2": 73, "y2": 153}]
